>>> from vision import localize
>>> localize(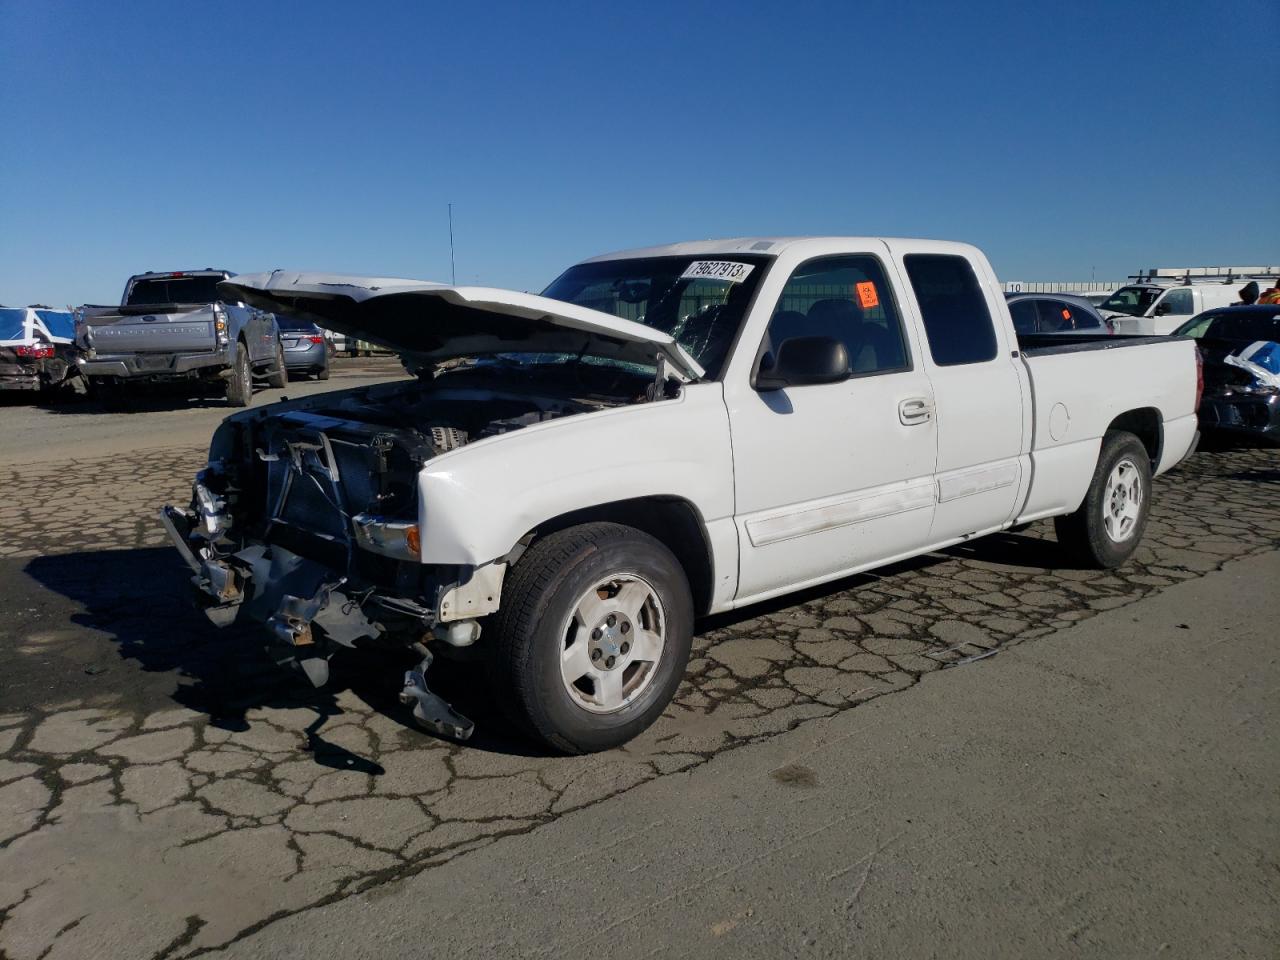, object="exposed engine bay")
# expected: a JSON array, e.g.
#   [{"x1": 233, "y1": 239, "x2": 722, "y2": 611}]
[{"x1": 160, "y1": 361, "x2": 672, "y2": 737}]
